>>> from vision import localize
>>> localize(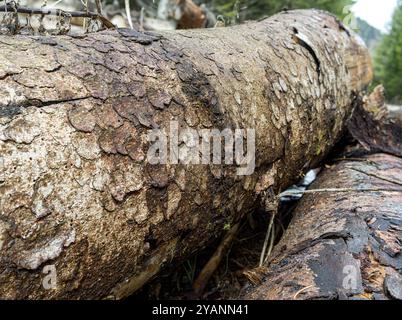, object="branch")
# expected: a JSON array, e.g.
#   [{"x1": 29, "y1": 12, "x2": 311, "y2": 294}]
[
  {"x1": 124, "y1": 0, "x2": 134, "y2": 29},
  {"x1": 192, "y1": 222, "x2": 241, "y2": 297},
  {"x1": 280, "y1": 187, "x2": 402, "y2": 197},
  {"x1": 0, "y1": 3, "x2": 115, "y2": 29}
]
